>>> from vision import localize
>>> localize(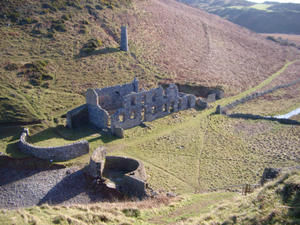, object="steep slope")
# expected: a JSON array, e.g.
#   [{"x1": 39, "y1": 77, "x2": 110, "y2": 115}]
[
  {"x1": 0, "y1": 0, "x2": 299, "y2": 124},
  {"x1": 178, "y1": 0, "x2": 300, "y2": 34},
  {"x1": 127, "y1": 0, "x2": 298, "y2": 91}
]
